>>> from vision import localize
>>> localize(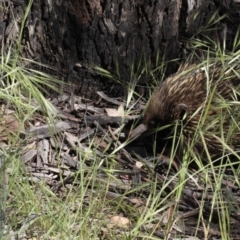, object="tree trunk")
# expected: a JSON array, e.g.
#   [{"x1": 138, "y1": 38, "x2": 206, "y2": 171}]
[{"x1": 1, "y1": 0, "x2": 239, "y2": 98}]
